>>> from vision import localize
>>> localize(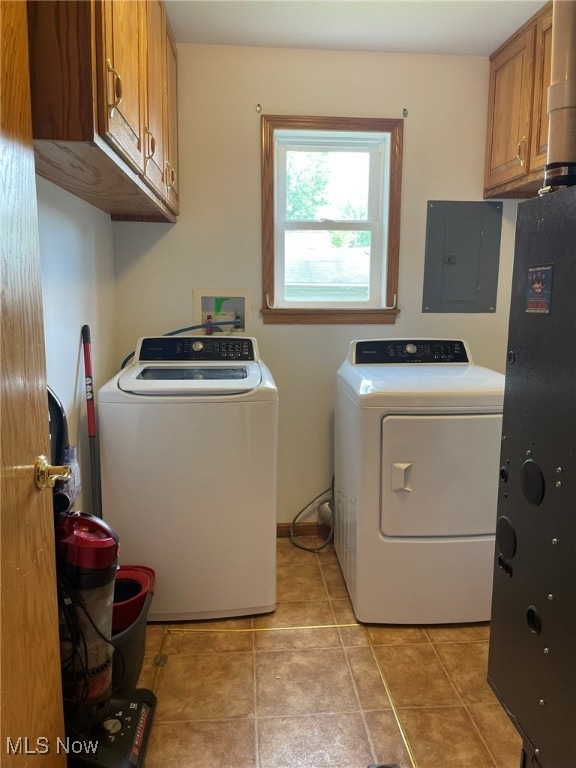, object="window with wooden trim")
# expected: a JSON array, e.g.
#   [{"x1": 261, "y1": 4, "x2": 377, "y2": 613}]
[{"x1": 261, "y1": 115, "x2": 403, "y2": 324}]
